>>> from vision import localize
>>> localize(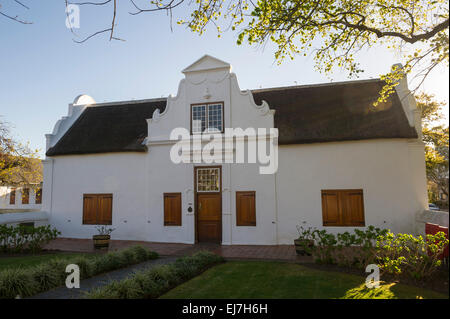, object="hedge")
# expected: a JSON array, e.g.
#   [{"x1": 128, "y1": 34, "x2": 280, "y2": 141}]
[
  {"x1": 0, "y1": 245, "x2": 158, "y2": 299},
  {"x1": 86, "y1": 251, "x2": 224, "y2": 299}
]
